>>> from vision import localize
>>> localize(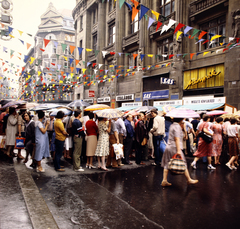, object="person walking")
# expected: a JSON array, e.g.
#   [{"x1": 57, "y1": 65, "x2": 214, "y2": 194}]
[
  {"x1": 95, "y1": 118, "x2": 111, "y2": 171},
  {"x1": 72, "y1": 110, "x2": 85, "y2": 172},
  {"x1": 54, "y1": 111, "x2": 69, "y2": 172},
  {"x1": 150, "y1": 109, "x2": 165, "y2": 166},
  {"x1": 85, "y1": 112, "x2": 98, "y2": 169},
  {"x1": 191, "y1": 115, "x2": 215, "y2": 170},
  {"x1": 161, "y1": 118, "x2": 198, "y2": 186},
  {"x1": 226, "y1": 118, "x2": 239, "y2": 170},
  {"x1": 123, "y1": 115, "x2": 134, "y2": 165},
  {"x1": 34, "y1": 111, "x2": 50, "y2": 172},
  {"x1": 212, "y1": 117, "x2": 223, "y2": 165},
  {"x1": 5, "y1": 107, "x2": 18, "y2": 158}
]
